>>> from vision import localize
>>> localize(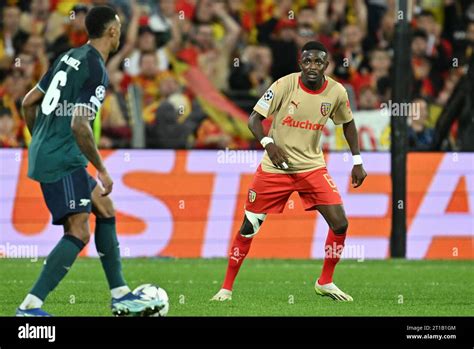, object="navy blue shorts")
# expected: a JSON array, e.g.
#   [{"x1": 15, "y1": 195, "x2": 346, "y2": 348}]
[{"x1": 40, "y1": 167, "x2": 98, "y2": 225}]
